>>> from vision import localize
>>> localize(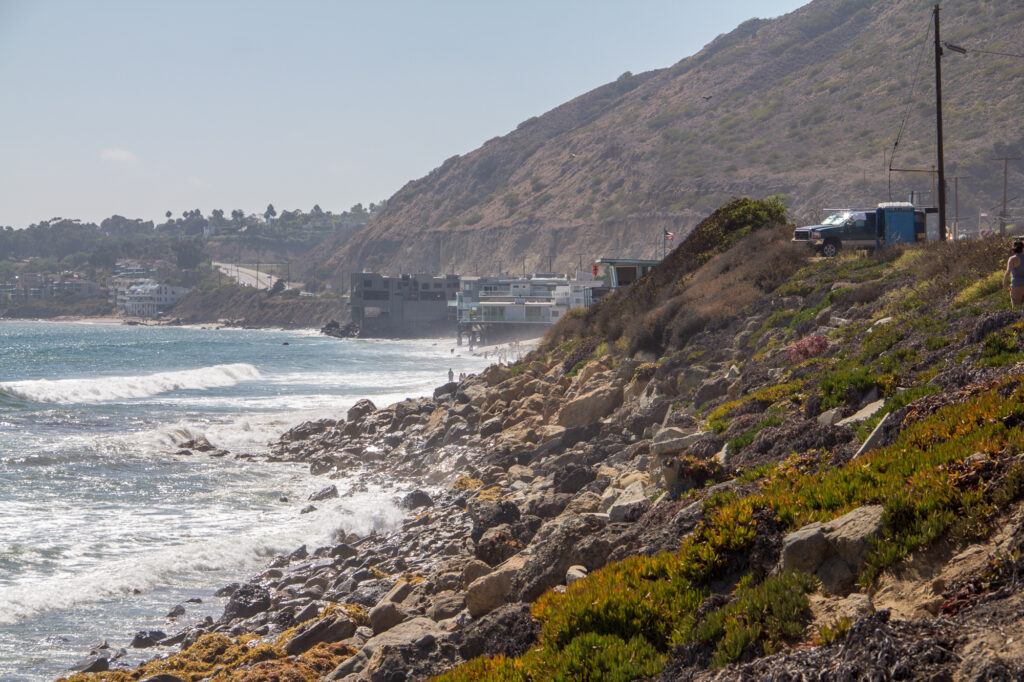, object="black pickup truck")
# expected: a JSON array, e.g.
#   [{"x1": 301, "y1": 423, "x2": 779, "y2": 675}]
[{"x1": 792, "y1": 210, "x2": 877, "y2": 257}]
